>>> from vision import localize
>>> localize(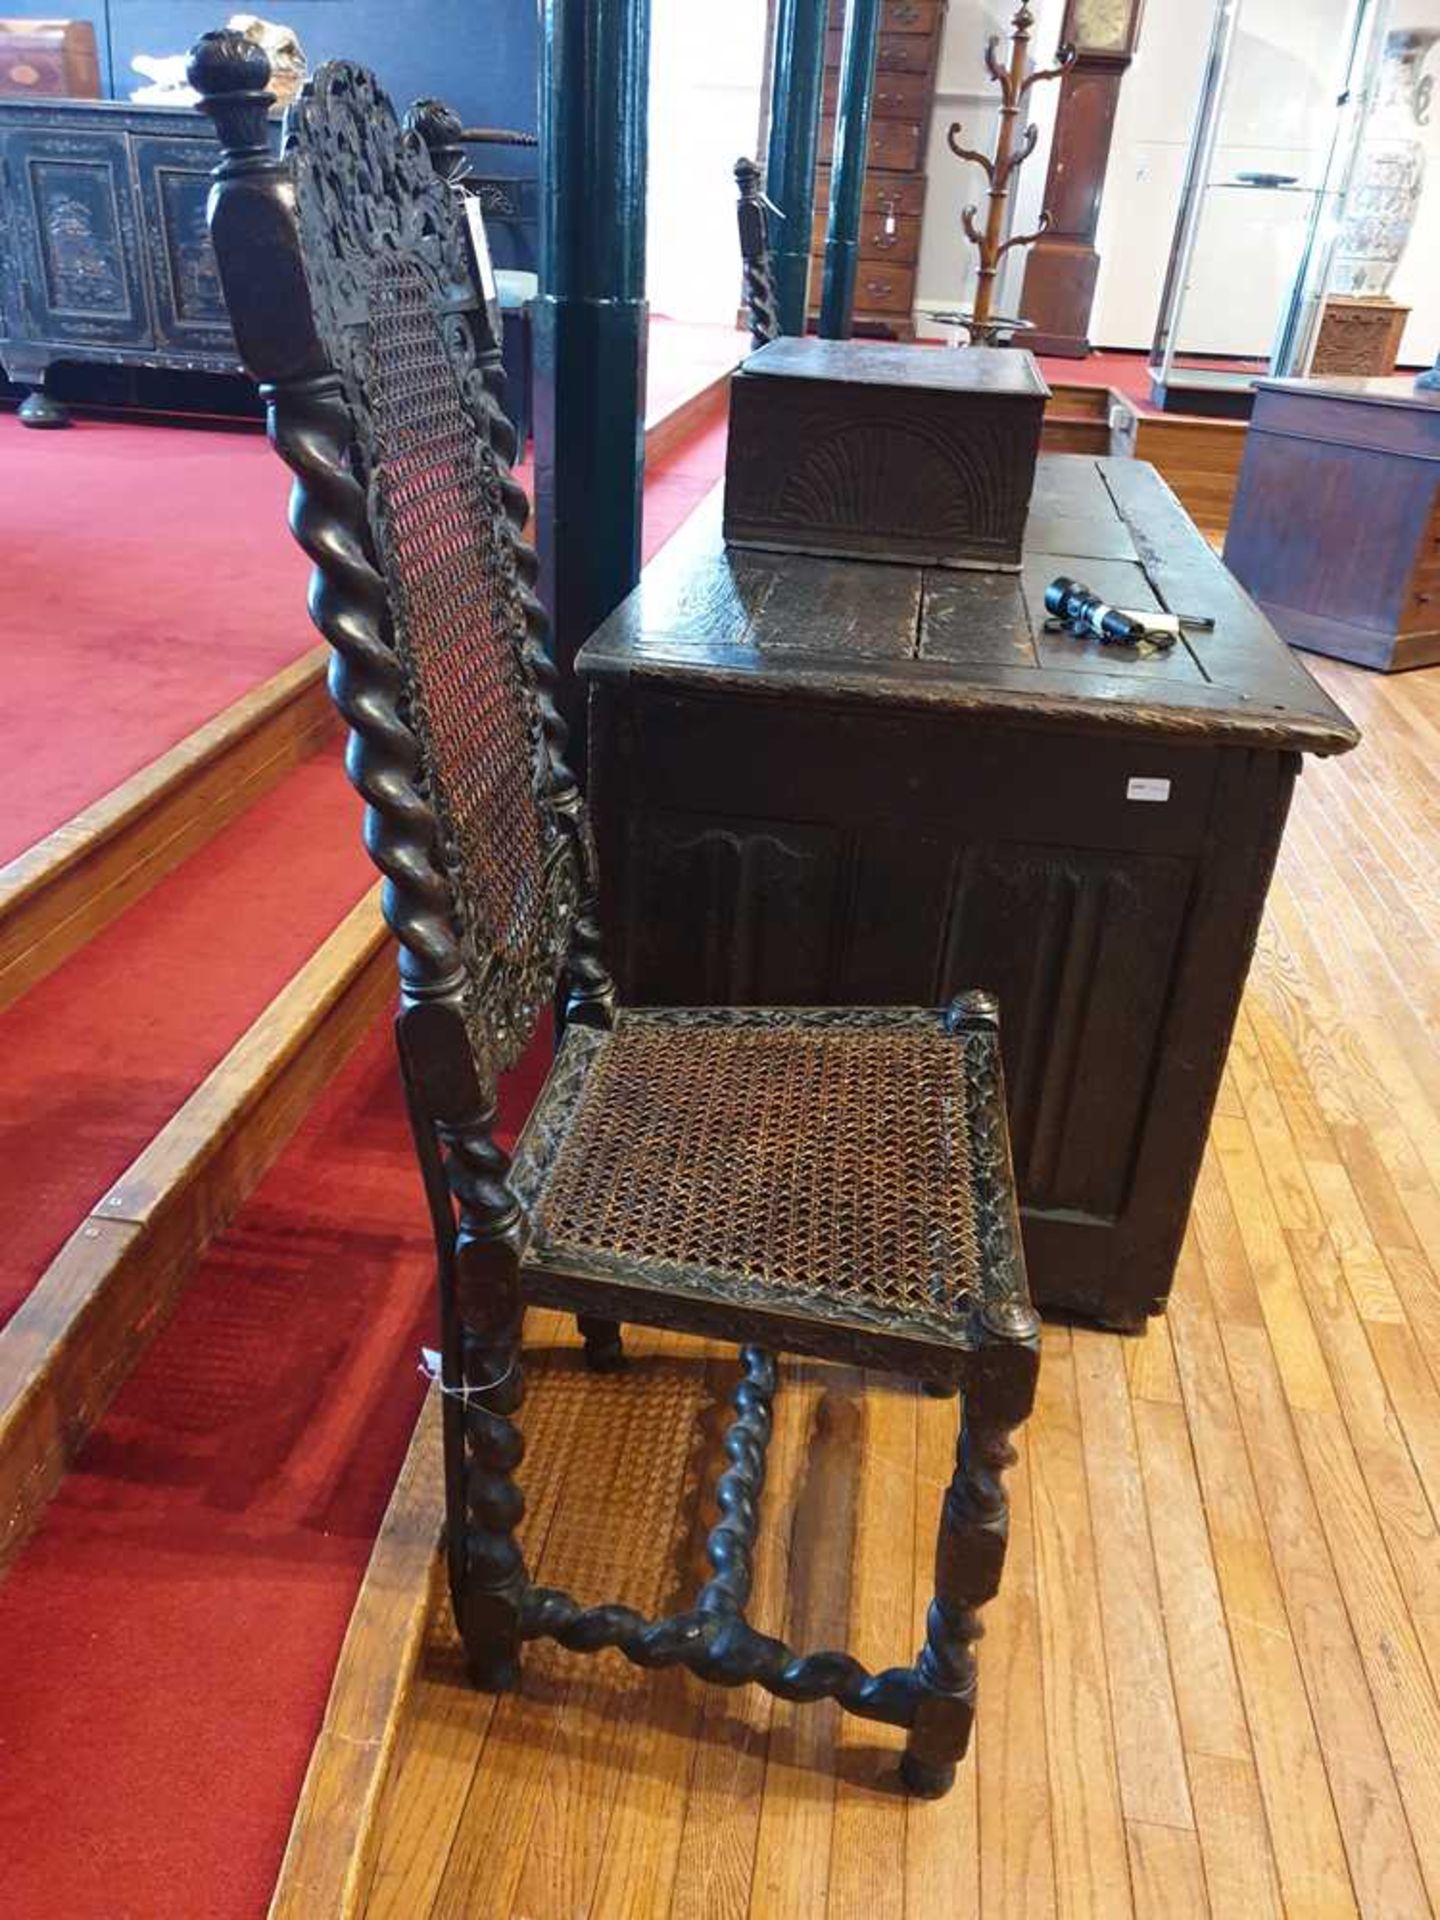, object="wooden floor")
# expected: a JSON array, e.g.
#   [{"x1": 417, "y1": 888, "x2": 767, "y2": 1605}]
[{"x1": 359, "y1": 656, "x2": 1440, "y2": 1920}]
